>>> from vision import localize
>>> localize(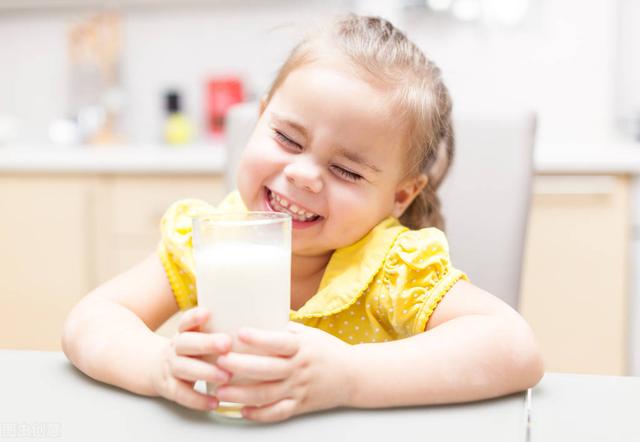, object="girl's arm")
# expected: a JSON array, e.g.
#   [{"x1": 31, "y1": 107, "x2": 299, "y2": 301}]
[
  {"x1": 62, "y1": 254, "x2": 179, "y2": 396},
  {"x1": 212, "y1": 280, "x2": 543, "y2": 422},
  {"x1": 347, "y1": 280, "x2": 544, "y2": 407},
  {"x1": 62, "y1": 254, "x2": 231, "y2": 410}
]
